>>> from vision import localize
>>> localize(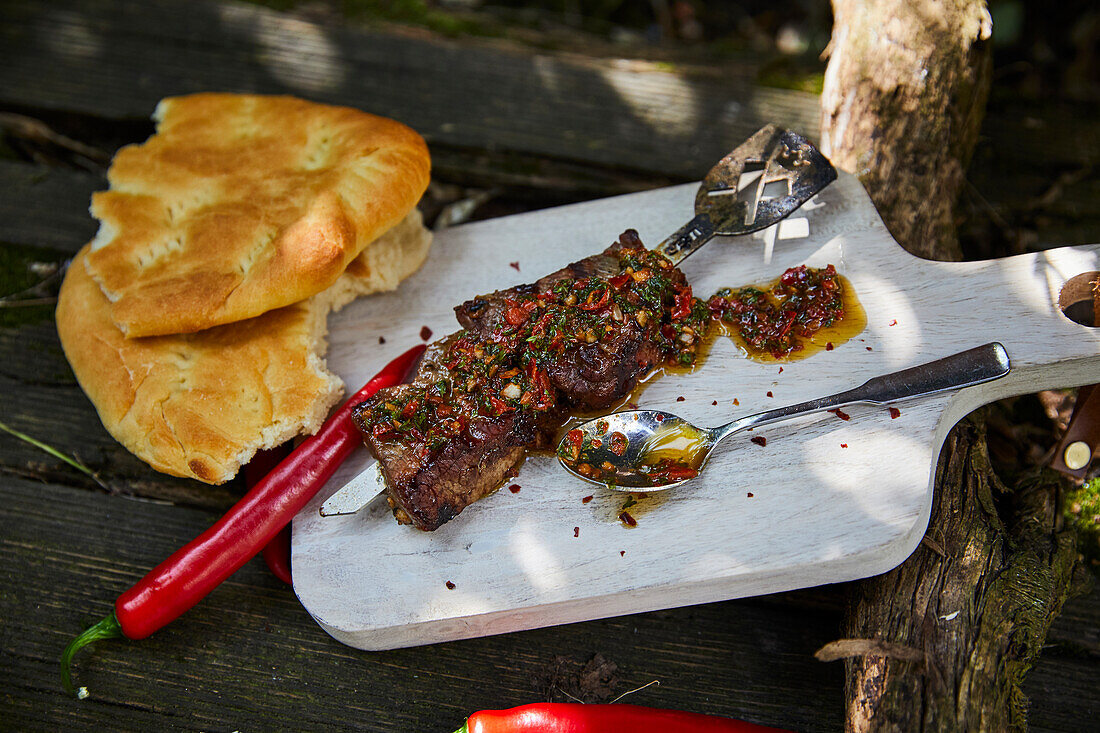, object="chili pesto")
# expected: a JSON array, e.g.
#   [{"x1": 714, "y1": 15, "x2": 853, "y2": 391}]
[
  {"x1": 707, "y1": 264, "x2": 846, "y2": 360},
  {"x1": 360, "y1": 246, "x2": 710, "y2": 458}
]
